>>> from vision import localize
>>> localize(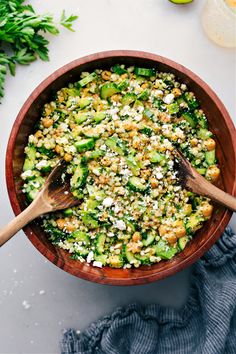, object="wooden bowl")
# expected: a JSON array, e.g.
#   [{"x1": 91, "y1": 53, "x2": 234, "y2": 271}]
[{"x1": 6, "y1": 50, "x2": 236, "y2": 285}]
